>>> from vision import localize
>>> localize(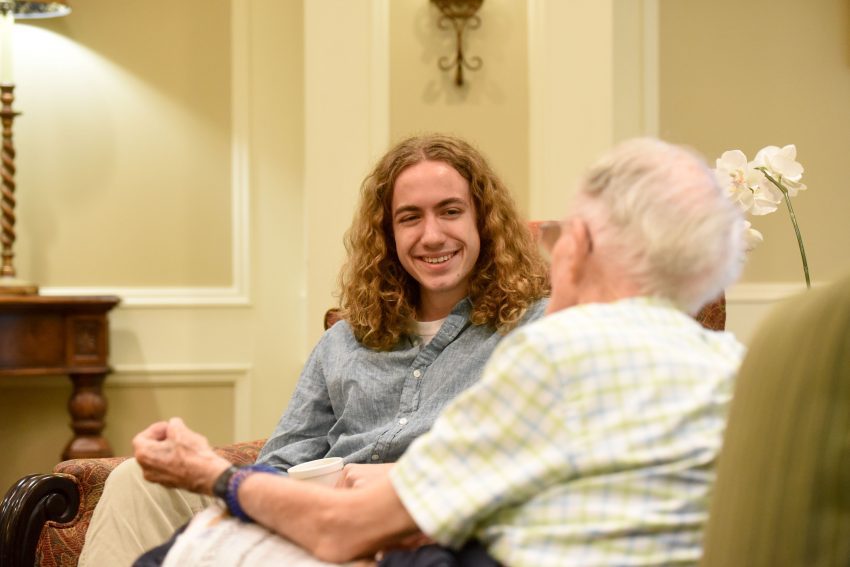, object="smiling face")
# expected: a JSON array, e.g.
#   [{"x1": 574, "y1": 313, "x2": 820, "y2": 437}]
[{"x1": 391, "y1": 160, "x2": 481, "y2": 321}]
